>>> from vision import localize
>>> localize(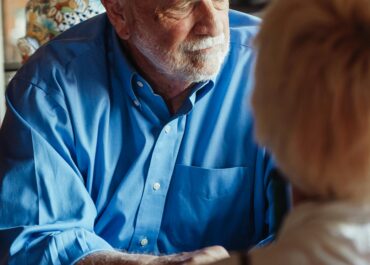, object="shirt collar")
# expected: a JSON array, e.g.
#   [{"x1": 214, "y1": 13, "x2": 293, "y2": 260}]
[
  {"x1": 109, "y1": 25, "x2": 139, "y2": 105},
  {"x1": 108, "y1": 23, "x2": 217, "y2": 111}
]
